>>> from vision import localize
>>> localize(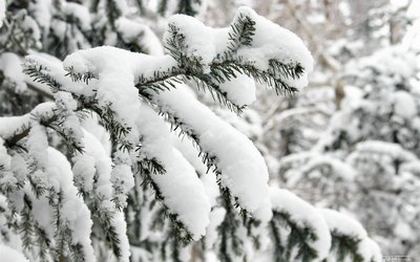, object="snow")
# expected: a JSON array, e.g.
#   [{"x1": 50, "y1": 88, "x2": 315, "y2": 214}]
[
  {"x1": 319, "y1": 208, "x2": 367, "y2": 240},
  {"x1": 30, "y1": 195, "x2": 54, "y2": 239},
  {"x1": 172, "y1": 134, "x2": 220, "y2": 207},
  {"x1": 269, "y1": 187, "x2": 331, "y2": 260},
  {"x1": 80, "y1": 114, "x2": 112, "y2": 155},
  {"x1": 165, "y1": 14, "x2": 216, "y2": 69},
  {"x1": 358, "y1": 238, "x2": 382, "y2": 262},
  {"x1": 349, "y1": 140, "x2": 417, "y2": 162},
  {"x1": 134, "y1": 104, "x2": 211, "y2": 239},
  {"x1": 393, "y1": 91, "x2": 417, "y2": 118},
  {"x1": 153, "y1": 84, "x2": 272, "y2": 222},
  {"x1": 72, "y1": 153, "x2": 96, "y2": 192},
  {"x1": 64, "y1": 46, "x2": 212, "y2": 239},
  {"x1": 73, "y1": 130, "x2": 131, "y2": 261},
  {"x1": 302, "y1": 155, "x2": 356, "y2": 181},
  {"x1": 22, "y1": 15, "x2": 41, "y2": 43},
  {"x1": 0, "y1": 53, "x2": 27, "y2": 93},
  {"x1": 110, "y1": 150, "x2": 135, "y2": 207},
  {"x1": 29, "y1": 0, "x2": 52, "y2": 31},
  {"x1": 205, "y1": 207, "x2": 226, "y2": 248},
  {"x1": 116, "y1": 17, "x2": 164, "y2": 56},
  {"x1": 0, "y1": 7, "x2": 320, "y2": 259},
  {"x1": 234, "y1": 7, "x2": 313, "y2": 90},
  {"x1": 165, "y1": 6, "x2": 313, "y2": 90},
  {"x1": 62, "y1": 2, "x2": 91, "y2": 31},
  {"x1": 27, "y1": 123, "x2": 49, "y2": 167},
  {"x1": 0, "y1": 245, "x2": 29, "y2": 262},
  {"x1": 0, "y1": 138, "x2": 11, "y2": 169},
  {"x1": 62, "y1": 46, "x2": 177, "y2": 146},
  {"x1": 218, "y1": 74, "x2": 256, "y2": 107},
  {"x1": 0, "y1": 0, "x2": 5, "y2": 28},
  {"x1": 0, "y1": 138, "x2": 16, "y2": 192},
  {"x1": 44, "y1": 147, "x2": 95, "y2": 261},
  {"x1": 357, "y1": 47, "x2": 418, "y2": 79},
  {"x1": 320, "y1": 208, "x2": 383, "y2": 260},
  {"x1": 0, "y1": 102, "x2": 55, "y2": 143}
]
